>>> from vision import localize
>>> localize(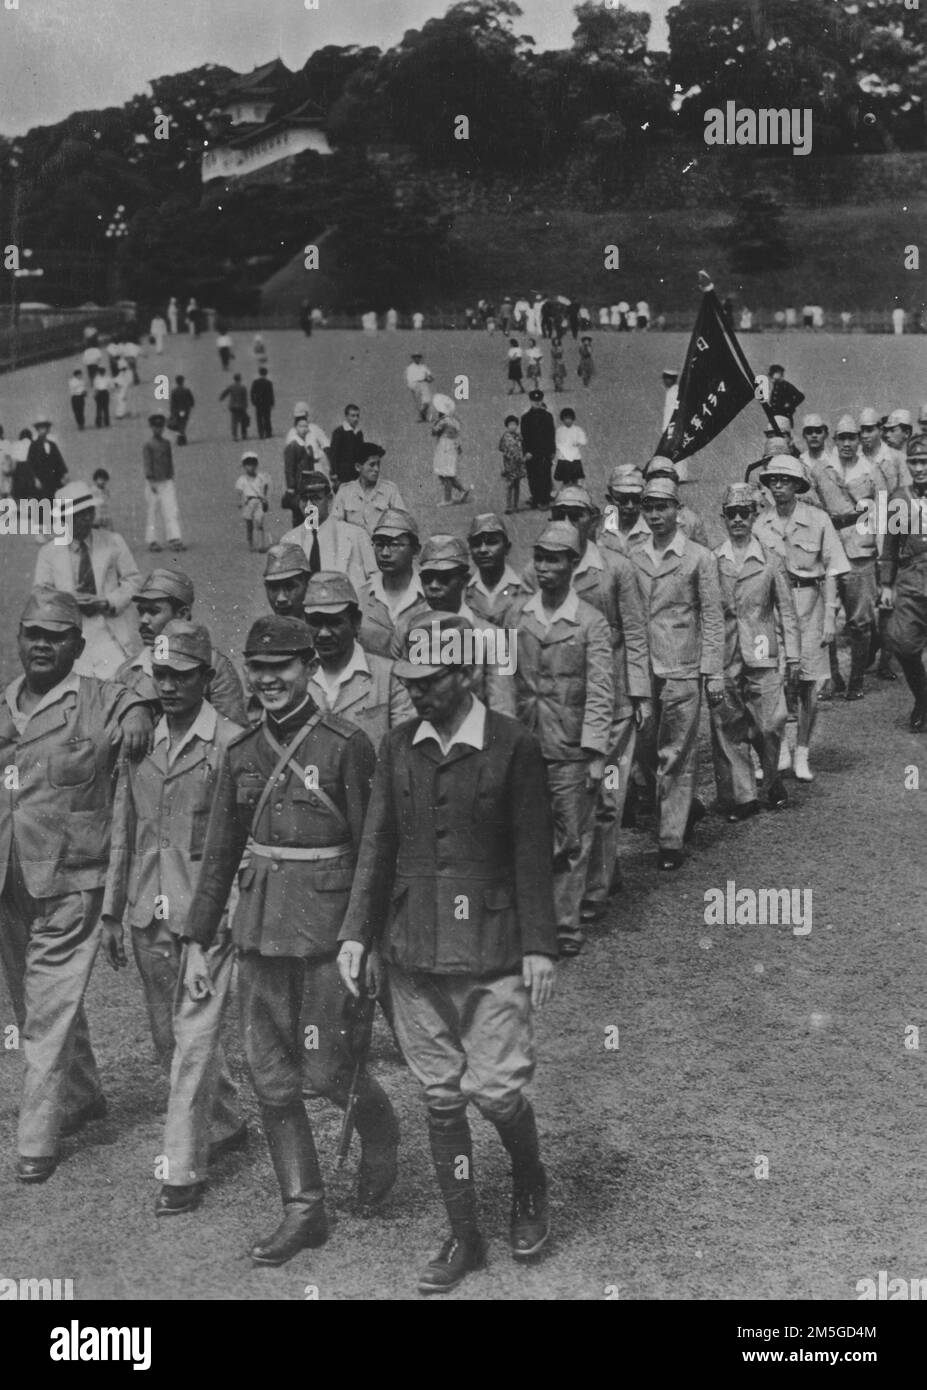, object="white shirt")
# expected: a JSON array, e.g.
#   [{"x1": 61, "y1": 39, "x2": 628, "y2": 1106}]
[
  {"x1": 412, "y1": 694, "x2": 486, "y2": 756},
  {"x1": 284, "y1": 422, "x2": 329, "y2": 452},
  {"x1": 555, "y1": 423, "x2": 587, "y2": 460},
  {"x1": 235, "y1": 470, "x2": 271, "y2": 503},
  {"x1": 6, "y1": 671, "x2": 81, "y2": 735},
  {"x1": 405, "y1": 363, "x2": 431, "y2": 387},
  {"x1": 523, "y1": 587, "x2": 579, "y2": 631},
  {"x1": 310, "y1": 642, "x2": 370, "y2": 709},
  {"x1": 152, "y1": 700, "x2": 217, "y2": 768}
]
